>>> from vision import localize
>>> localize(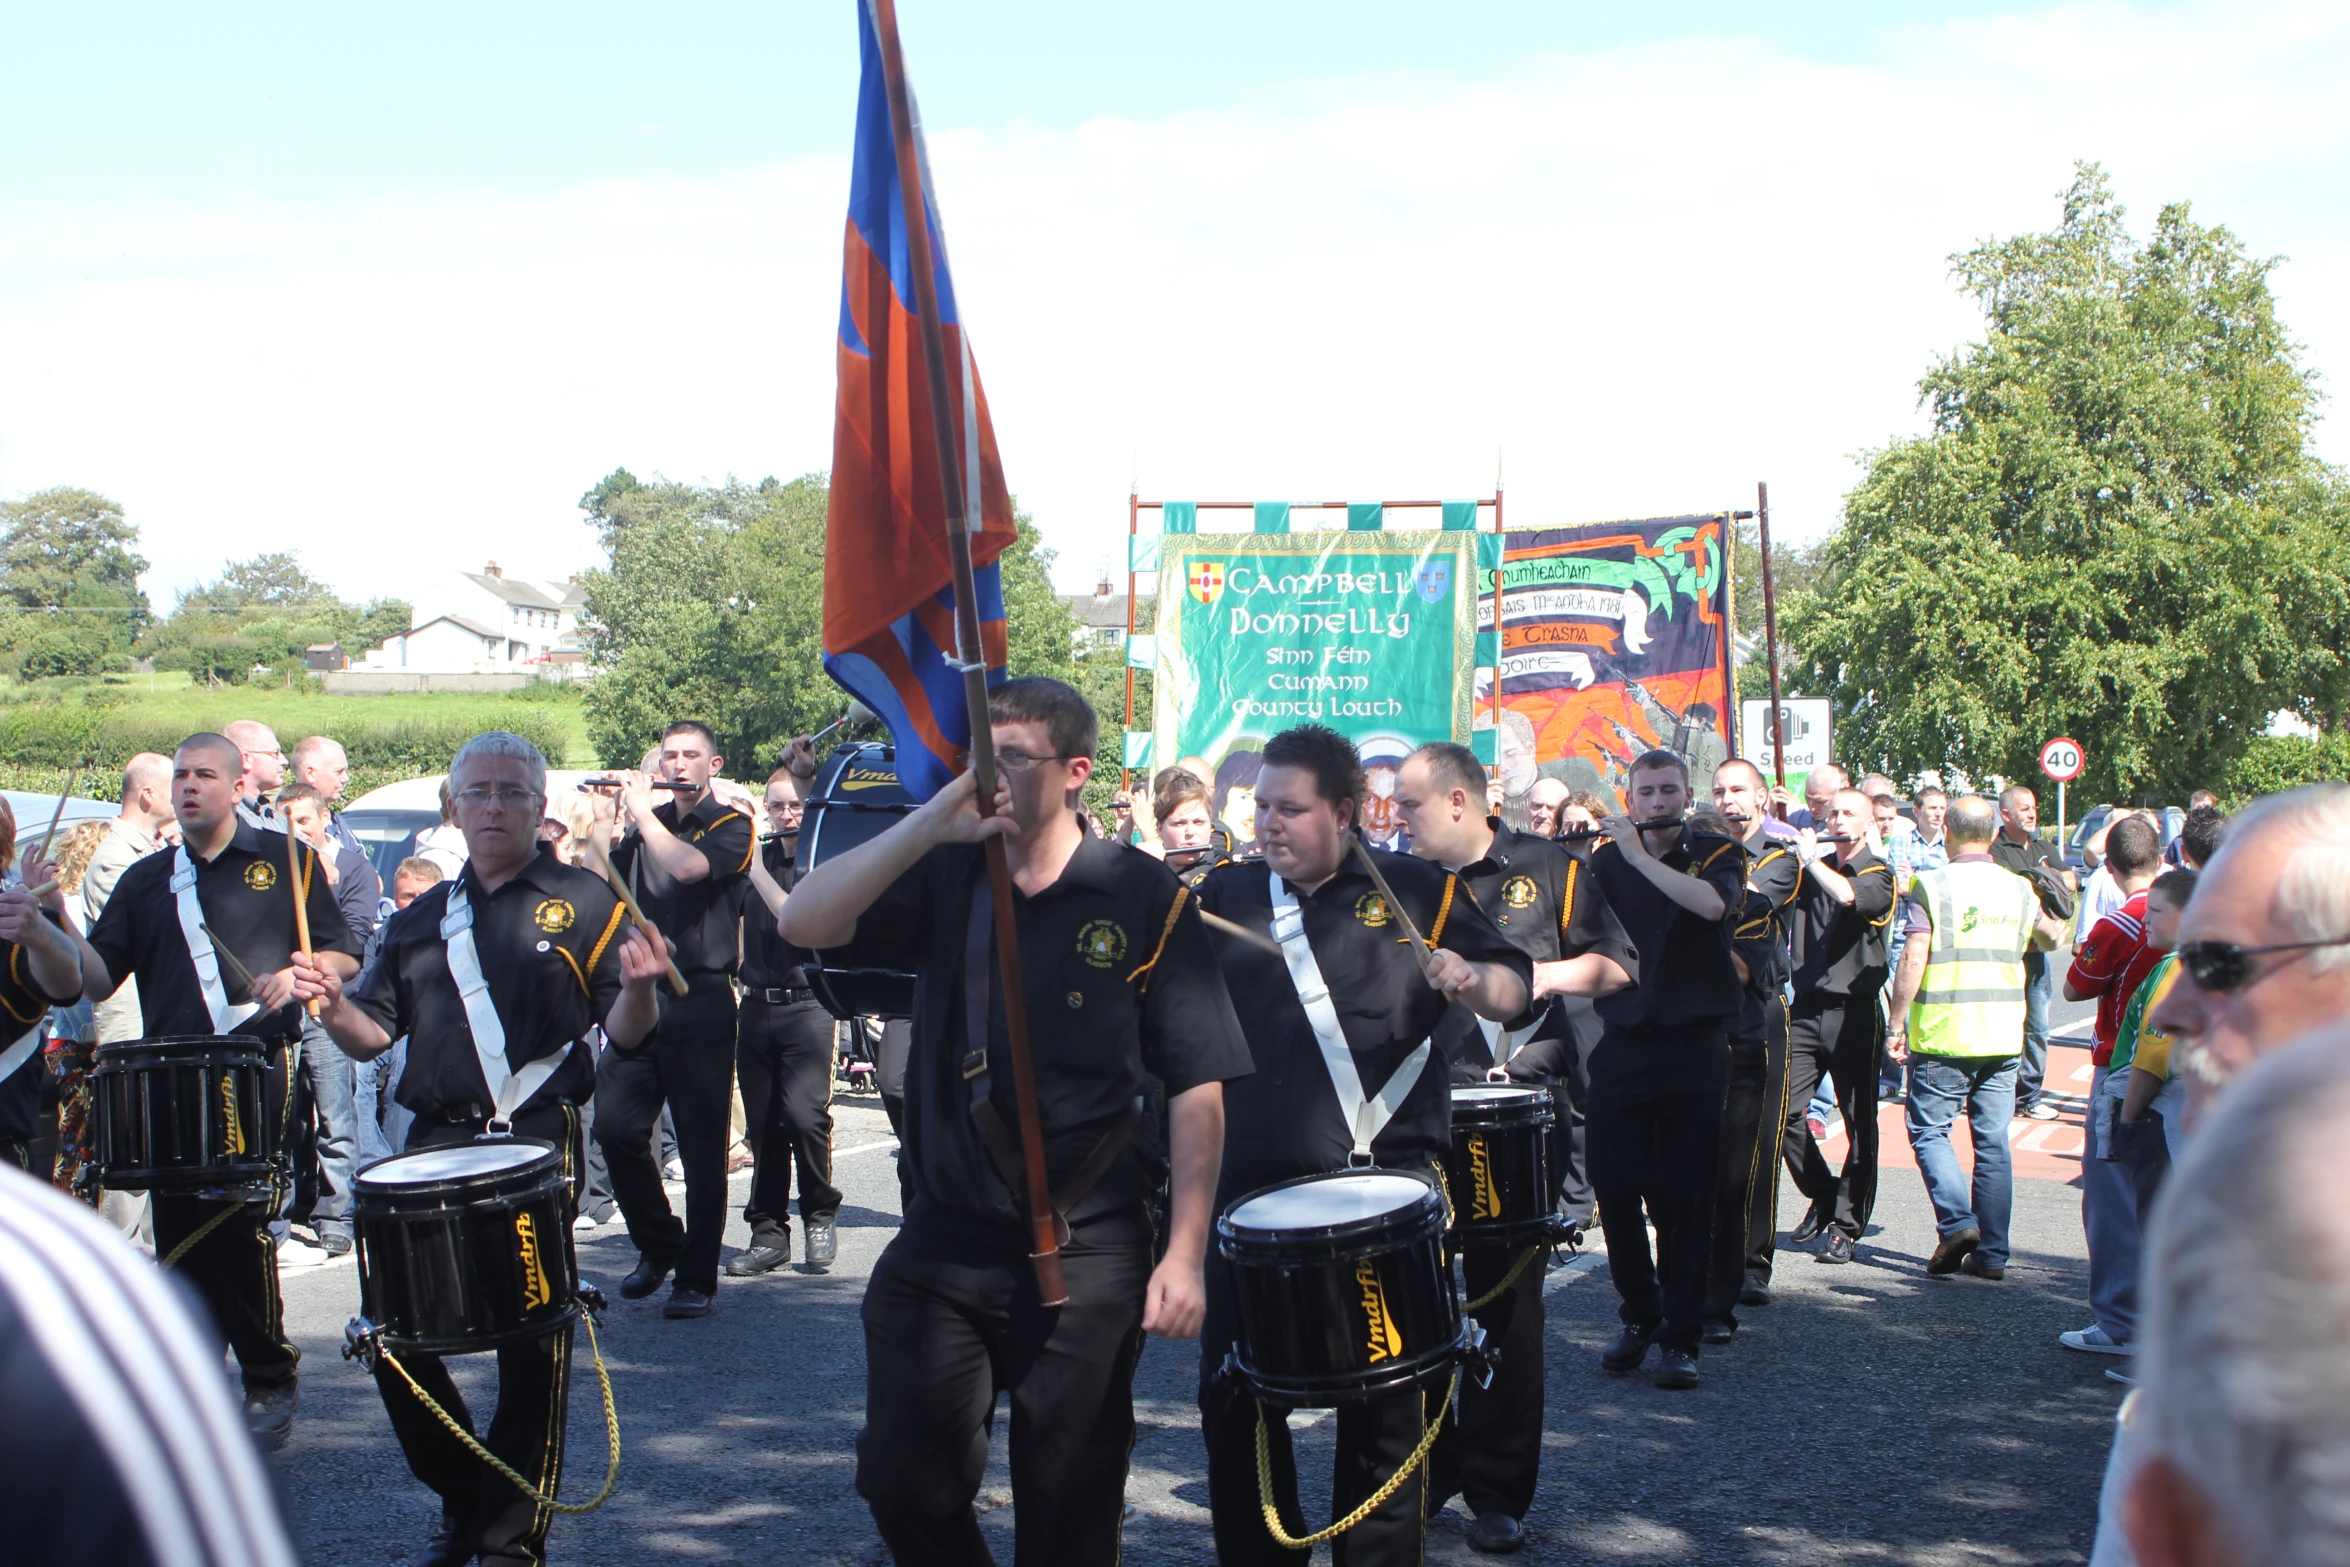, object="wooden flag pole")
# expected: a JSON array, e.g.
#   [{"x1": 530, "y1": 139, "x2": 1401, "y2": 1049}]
[{"x1": 868, "y1": 0, "x2": 1066, "y2": 1306}]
